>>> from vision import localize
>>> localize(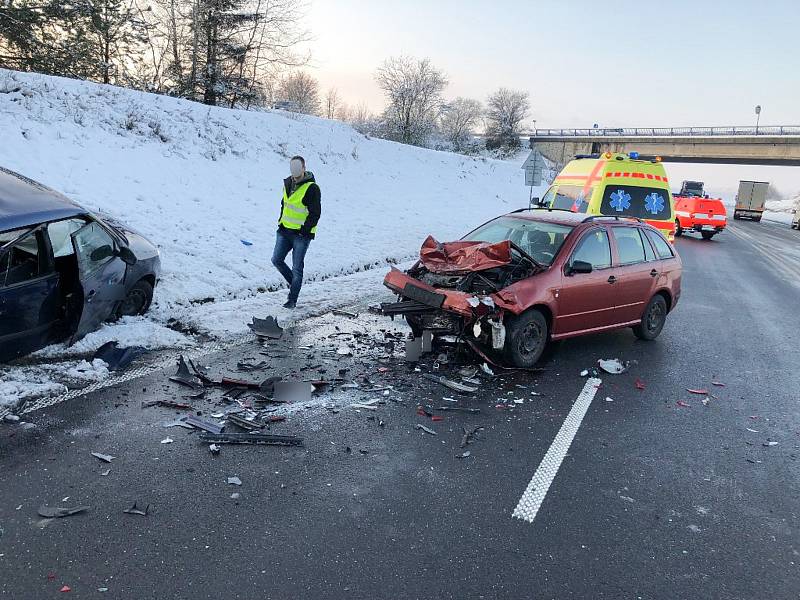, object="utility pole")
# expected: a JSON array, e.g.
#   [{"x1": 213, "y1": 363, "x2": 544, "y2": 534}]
[{"x1": 755, "y1": 105, "x2": 761, "y2": 133}]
